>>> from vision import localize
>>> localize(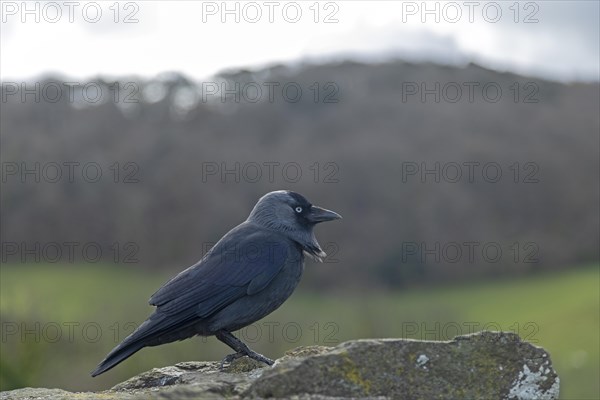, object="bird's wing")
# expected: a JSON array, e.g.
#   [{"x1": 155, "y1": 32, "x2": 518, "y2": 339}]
[{"x1": 148, "y1": 224, "x2": 290, "y2": 319}]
